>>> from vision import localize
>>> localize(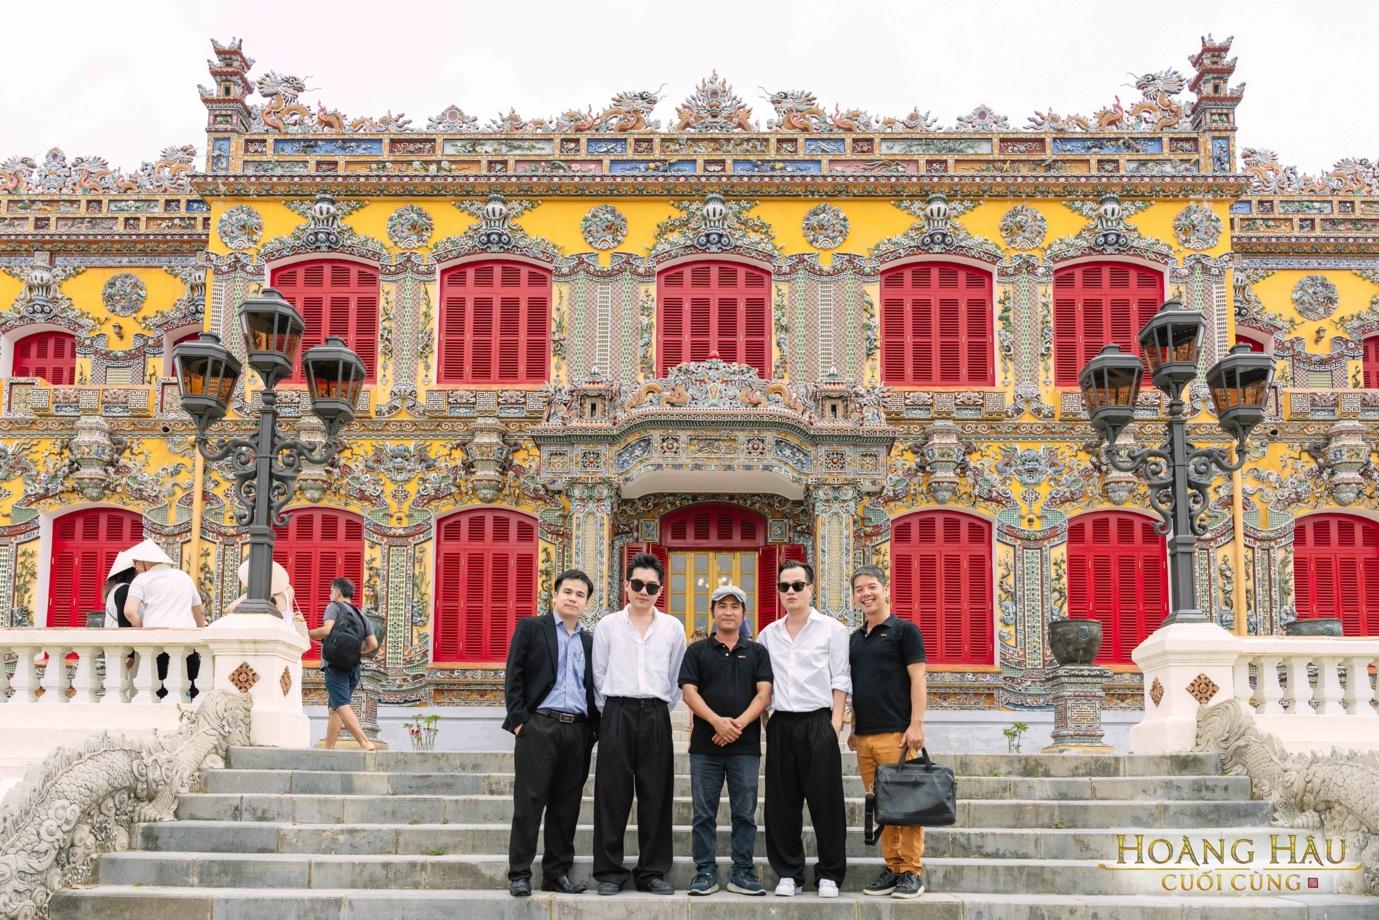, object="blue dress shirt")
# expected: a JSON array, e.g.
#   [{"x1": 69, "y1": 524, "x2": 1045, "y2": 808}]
[{"x1": 537, "y1": 614, "x2": 587, "y2": 716}]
